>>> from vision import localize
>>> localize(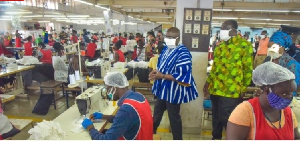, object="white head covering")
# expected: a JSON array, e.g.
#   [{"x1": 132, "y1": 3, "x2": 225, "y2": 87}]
[
  {"x1": 104, "y1": 72, "x2": 129, "y2": 88},
  {"x1": 252, "y1": 62, "x2": 295, "y2": 86}
]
